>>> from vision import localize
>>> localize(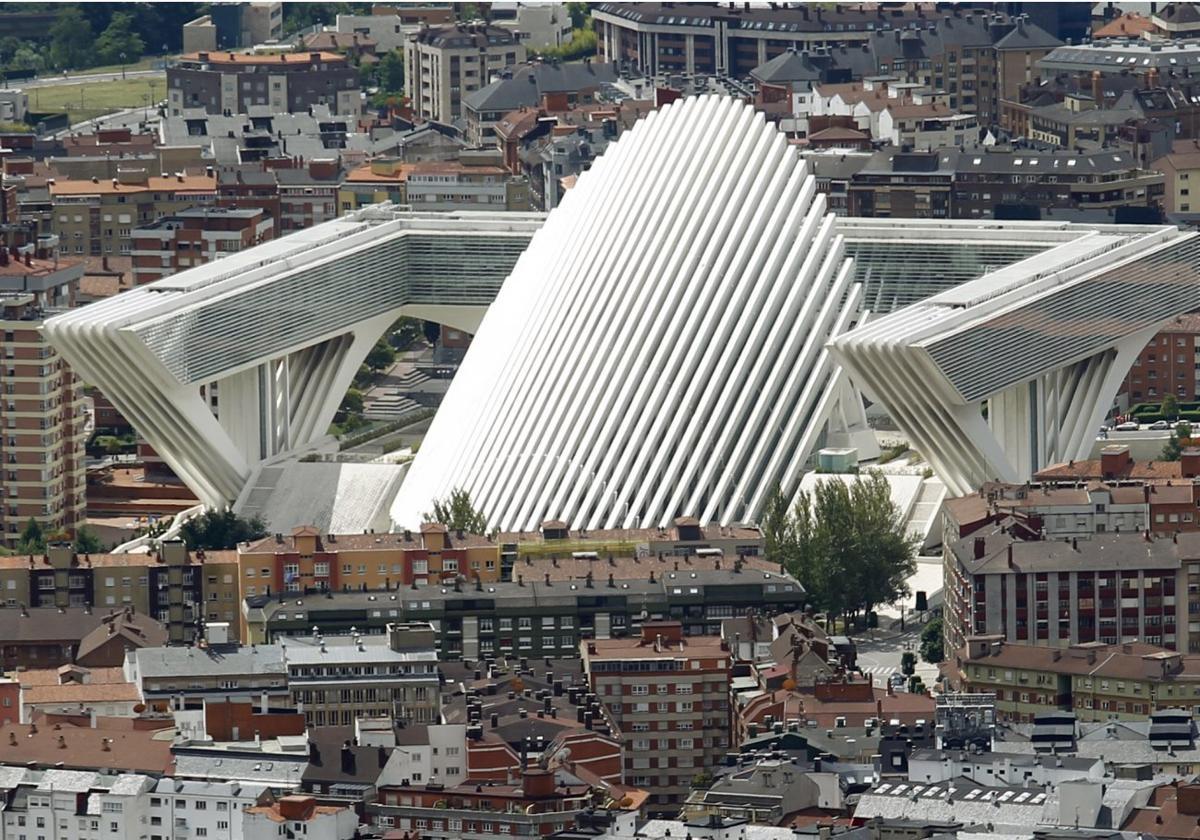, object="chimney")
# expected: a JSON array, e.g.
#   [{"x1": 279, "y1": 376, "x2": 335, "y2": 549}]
[{"x1": 974, "y1": 536, "x2": 986, "y2": 559}]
